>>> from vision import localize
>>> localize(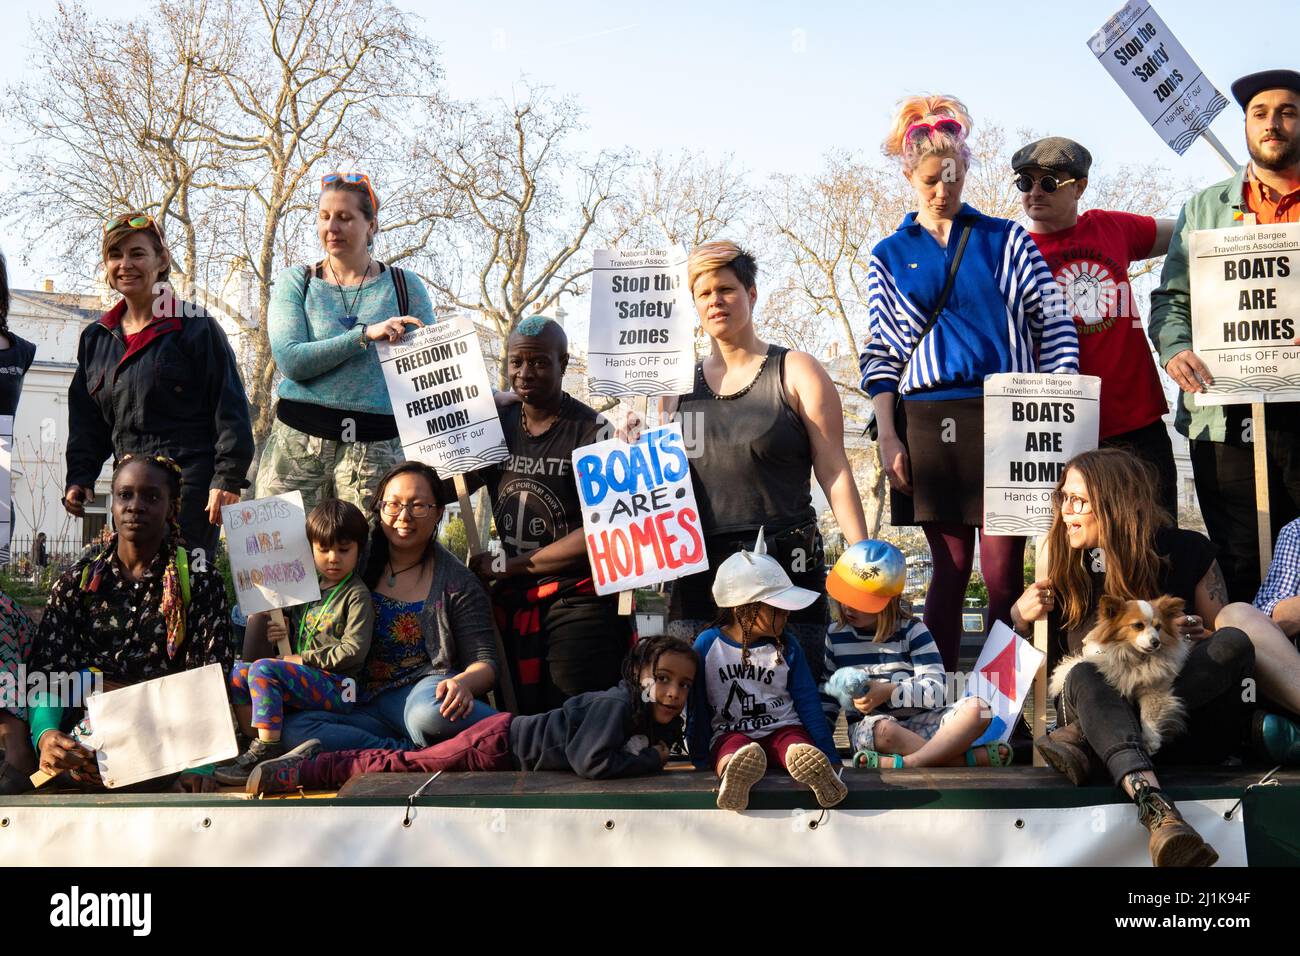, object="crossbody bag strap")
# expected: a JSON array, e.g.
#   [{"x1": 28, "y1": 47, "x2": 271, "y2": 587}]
[{"x1": 896, "y1": 222, "x2": 971, "y2": 385}]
